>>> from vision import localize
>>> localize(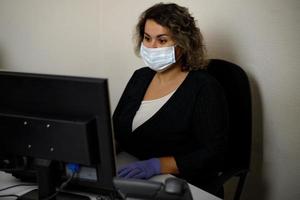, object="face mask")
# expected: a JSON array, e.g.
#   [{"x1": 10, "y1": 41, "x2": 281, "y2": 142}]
[{"x1": 140, "y1": 43, "x2": 176, "y2": 72}]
